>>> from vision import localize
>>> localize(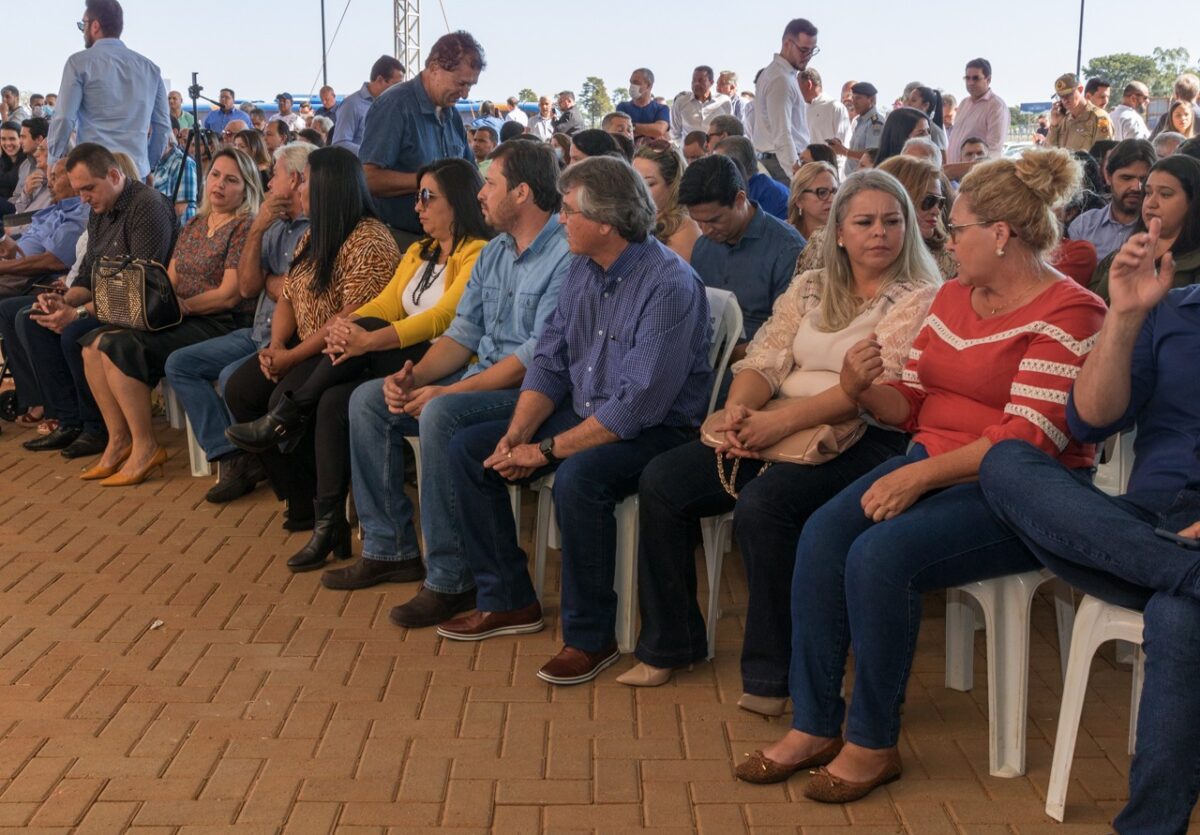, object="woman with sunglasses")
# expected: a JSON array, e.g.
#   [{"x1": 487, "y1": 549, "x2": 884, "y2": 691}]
[
  {"x1": 789, "y1": 161, "x2": 839, "y2": 272},
  {"x1": 736, "y1": 148, "x2": 1107, "y2": 800},
  {"x1": 878, "y1": 155, "x2": 958, "y2": 278},
  {"x1": 220, "y1": 147, "x2": 400, "y2": 558},
  {"x1": 225, "y1": 157, "x2": 493, "y2": 574},
  {"x1": 617, "y1": 170, "x2": 941, "y2": 708},
  {"x1": 632, "y1": 141, "x2": 701, "y2": 262}
]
